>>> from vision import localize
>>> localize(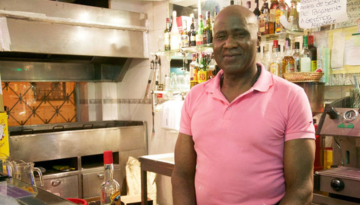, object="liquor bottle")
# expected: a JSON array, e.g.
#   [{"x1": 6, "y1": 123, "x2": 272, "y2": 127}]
[
  {"x1": 196, "y1": 15, "x2": 204, "y2": 46},
  {"x1": 203, "y1": 11, "x2": 212, "y2": 44},
  {"x1": 190, "y1": 53, "x2": 199, "y2": 88},
  {"x1": 246, "y1": 1, "x2": 251, "y2": 10},
  {"x1": 253, "y1": 0, "x2": 261, "y2": 19},
  {"x1": 164, "y1": 18, "x2": 171, "y2": 51},
  {"x1": 300, "y1": 36, "x2": 311, "y2": 72},
  {"x1": 208, "y1": 53, "x2": 217, "y2": 79},
  {"x1": 189, "y1": 17, "x2": 196, "y2": 47},
  {"x1": 256, "y1": 46, "x2": 262, "y2": 63},
  {"x1": 269, "y1": 40, "x2": 281, "y2": 76},
  {"x1": 259, "y1": 3, "x2": 269, "y2": 35},
  {"x1": 261, "y1": 0, "x2": 268, "y2": 14},
  {"x1": 198, "y1": 53, "x2": 207, "y2": 83},
  {"x1": 278, "y1": 0, "x2": 290, "y2": 18},
  {"x1": 100, "y1": 151, "x2": 120, "y2": 205},
  {"x1": 289, "y1": 0, "x2": 299, "y2": 31},
  {"x1": 308, "y1": 35, "x2": 317, "y2": 71},
  {"x1": 170, "y1": 11, "x2": 180, "y2": 51},
  {"x1": 181, "y1": 20, "x2": 189, "y2": 48},
  {"x1": 262, "y1": 44, "x2": 272, "y2": 70},
  {"x1": 293, "y1": 42, "x2": 300, "y2": 72},
  {"x1": 269, "y1": 0, "x2": 279, "y2": 34},
  {"x1": 282, "y1": 39, "x2": 295, "y2": 77},
  {"x1": 275, "y1": 5, "x2": 281, "y2": 33},
  {"x1": 230, "y1": 0, "x2": 234, "y2": 5}
]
